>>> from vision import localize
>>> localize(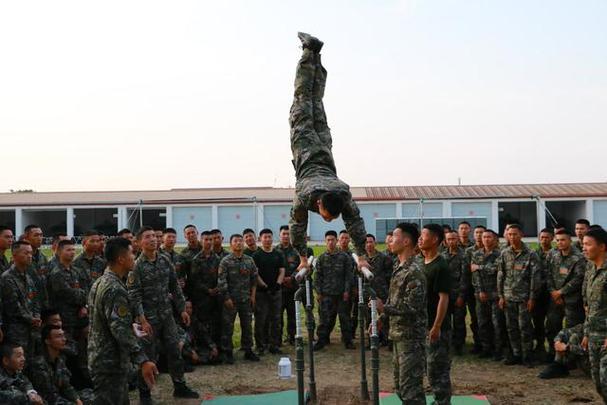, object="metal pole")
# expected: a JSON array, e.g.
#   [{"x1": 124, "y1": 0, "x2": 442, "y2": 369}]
[
  {"x1": 294, "y1": 286, "x2": 305, "y2": 405},
  {"x1": 367, "y1": 285, "x2": 380, "y2": 405},
  {"x1": 305, "y1": 278, "x2": 317, "y2": 402},
  {"x1": 358, "y1": 276, "x2": 369, "y2": 400},
  {"x1": 139, "y1": 199, "x2": 143, "y2": 229}
]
